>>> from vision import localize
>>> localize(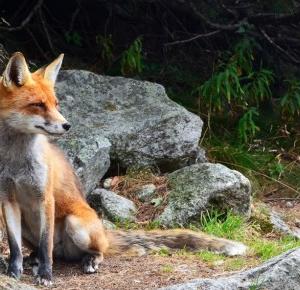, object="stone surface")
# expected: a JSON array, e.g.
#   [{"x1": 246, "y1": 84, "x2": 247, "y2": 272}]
[
  {"x1": 270, "y1": 210, "x2": 300, "y2": 239},
  {"x1": 55, "y1": 70, "x2": 204, "y2": 172},
  {"x1": 102, "y1": 219, "x2": 116, "y2": 230},
  {"x1": 103, "y1": 178, "x2": 113, "y2": 189},
  {"x1": 134, "y1": 184, "x2": 156, "y2": 202},
  {"x1": 88, "y1": 188, "x2": 136, "y2": 222},
  {"x1": 158, "y1": 163, "x2": 251, "y2": 226},
  {"x1": 160, "y1": 248, "x2": 300, "y2": 290},
  {"x1": 56, "y1": 135, "x2": 111, "y2": 194}
]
